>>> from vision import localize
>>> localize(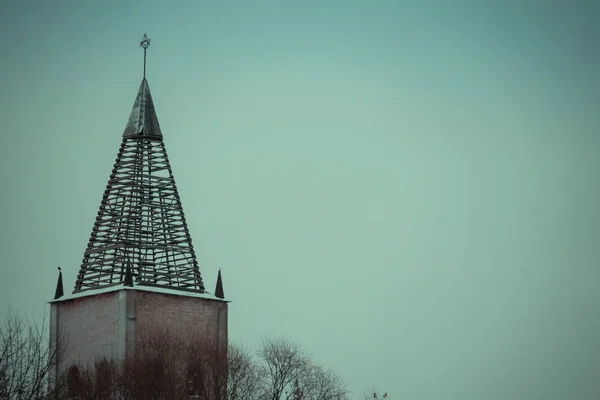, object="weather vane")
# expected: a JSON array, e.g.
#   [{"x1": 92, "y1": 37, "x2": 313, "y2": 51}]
[{"x1": 140, "y1": 34, "x2": 151, "y2": 79}]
